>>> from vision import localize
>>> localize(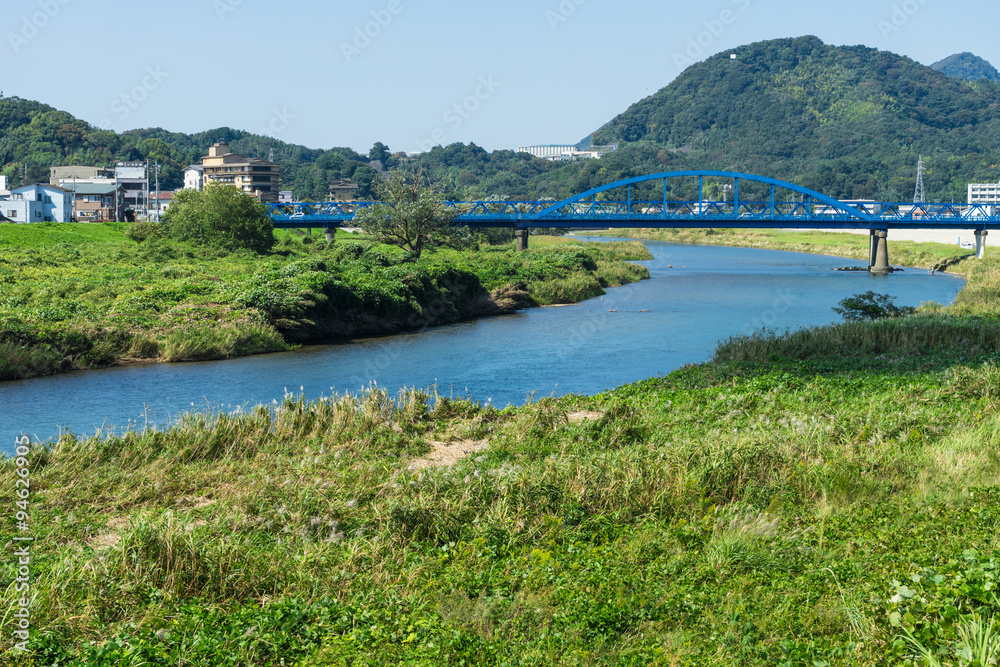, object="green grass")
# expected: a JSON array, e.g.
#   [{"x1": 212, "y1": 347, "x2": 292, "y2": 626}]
[
  {"x1": 3, "y1": 224, "x2": 1000, "y2": 665},
  {"x1": 0, "y1": 224, "x2": 651, "y2": 380}
]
